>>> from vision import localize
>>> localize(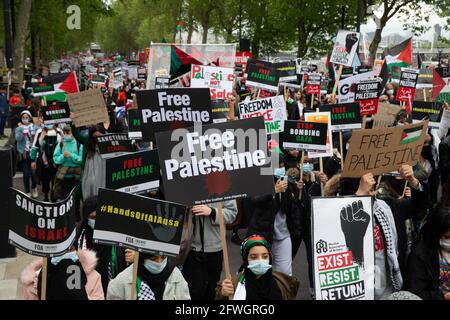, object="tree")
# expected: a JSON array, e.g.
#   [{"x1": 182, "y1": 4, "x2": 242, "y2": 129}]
[{"x1": 12, "y1": 0, "x2": 32, "y2": 83}]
